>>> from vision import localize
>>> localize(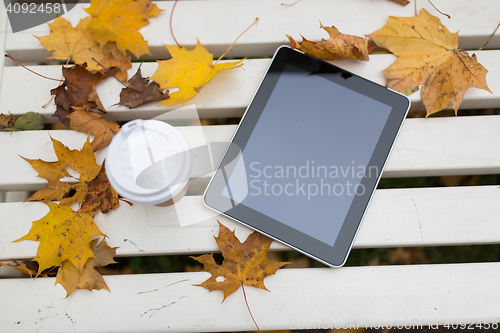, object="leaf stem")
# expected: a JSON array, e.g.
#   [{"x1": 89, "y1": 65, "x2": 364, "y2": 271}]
[
  {"x1": 92, "y1": 57, "x2": 129, "y2": 88},
  {"x1": 170, "y1": 0, "x2": 181, "y2": 48},
  {"x1": 241, "y1": 282, "x2": 261, "y2": 333},
  {"x1": 5, "y1": 54, "x2": 64, "y2": 82},
  {"x1": 214, "y1": 18, "x2": 258, "y2": 65},
  {"x1": 427, "y1": 0, "x2": 450, "y2": 19},
  {"x1": 42, "y1": 95, "x2": 56, "y2": 108},
  {"x1": 478, "y1": 22, "x2": 500, "y2": 51},
  {"x1": 281, "y1": 0, "x2": 302, "y2": 6}
]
